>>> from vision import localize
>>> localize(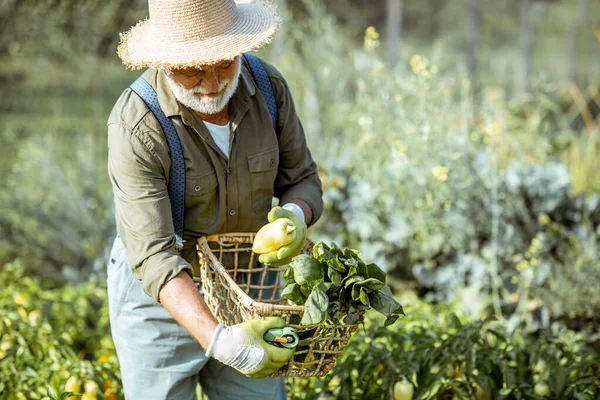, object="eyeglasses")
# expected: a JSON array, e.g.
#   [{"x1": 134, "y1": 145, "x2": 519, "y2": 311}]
[{"x1": 178, "y1": 59, "x2": 234, "y2": 77}]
